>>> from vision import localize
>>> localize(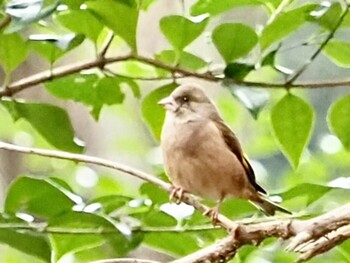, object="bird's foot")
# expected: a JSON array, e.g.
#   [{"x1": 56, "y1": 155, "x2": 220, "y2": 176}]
[
  {"x1": 169, "y1": 186, "x2": 185, "y2": 204},
  {"x1": 203, "y1": 207, "x2": 219, "y2": 225}
]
